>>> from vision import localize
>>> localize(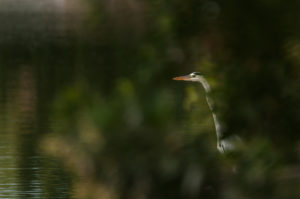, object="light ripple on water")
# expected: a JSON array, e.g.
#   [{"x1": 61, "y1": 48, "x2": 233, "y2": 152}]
[{"x1": 0, "y1": 69, "x2": 71, "y2": 198}]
